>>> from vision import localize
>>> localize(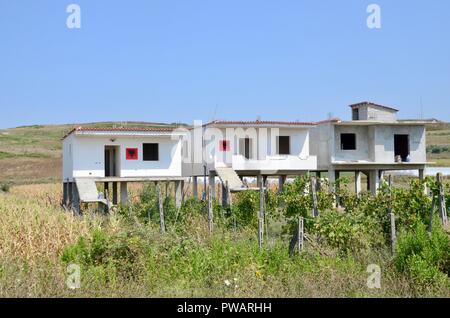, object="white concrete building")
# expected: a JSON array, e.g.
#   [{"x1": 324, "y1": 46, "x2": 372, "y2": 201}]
[
  {"x1": 62, "y1": 126, "x2": 187, "y2": 211},
  {"x1": 183, "y1": 120, "x2": 318, "y2": 201},
  {"x1": 310, "y1": 102, "x2": 430, "y2": 194}
]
